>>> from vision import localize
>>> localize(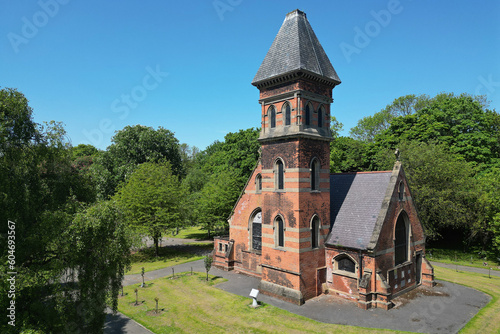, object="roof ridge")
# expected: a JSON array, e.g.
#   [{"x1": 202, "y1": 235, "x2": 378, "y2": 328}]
[{"x1": 330, "y1": 170, "x2": 392, "y2": 175}]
